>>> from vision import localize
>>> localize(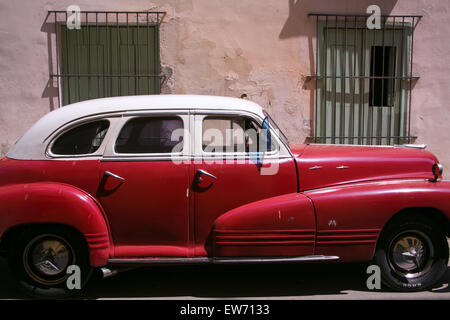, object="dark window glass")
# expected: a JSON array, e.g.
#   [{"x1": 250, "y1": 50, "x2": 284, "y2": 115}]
[
  {"x1": 115, "y1": 117, "x2": 184, "y2": 154},
  {"x1": 369, "y1": 46, "x2": 397, "y2": 107},
  {"x1": 52, "y1": 120, "x2": 110, "y2": 155}
]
